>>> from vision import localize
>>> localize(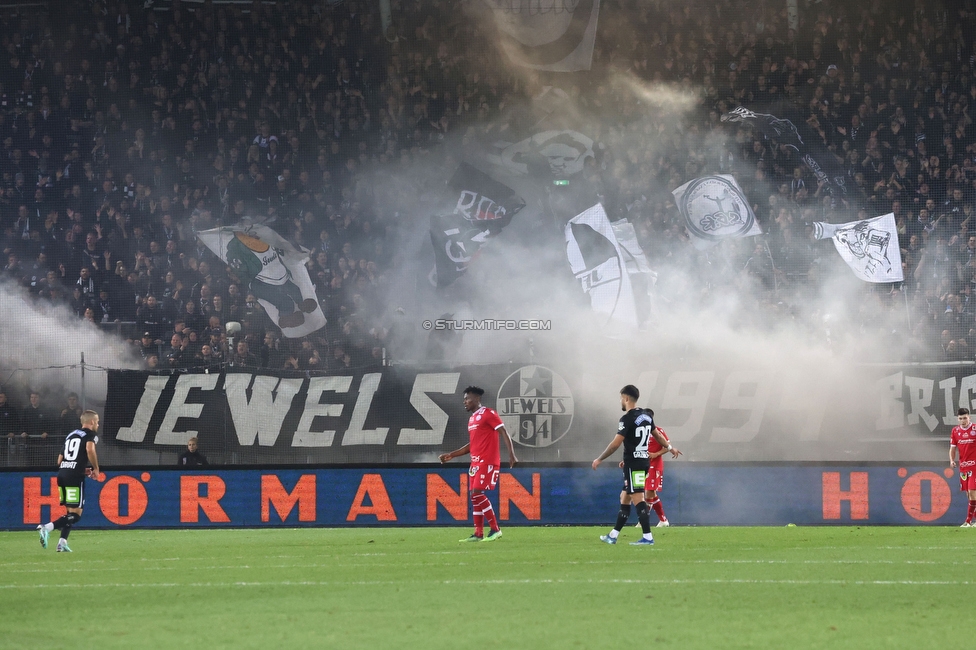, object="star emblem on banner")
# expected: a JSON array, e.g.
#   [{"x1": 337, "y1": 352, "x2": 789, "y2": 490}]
[{"x1": 520, "y1": 367, "x2": 551, "y2": 397}]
